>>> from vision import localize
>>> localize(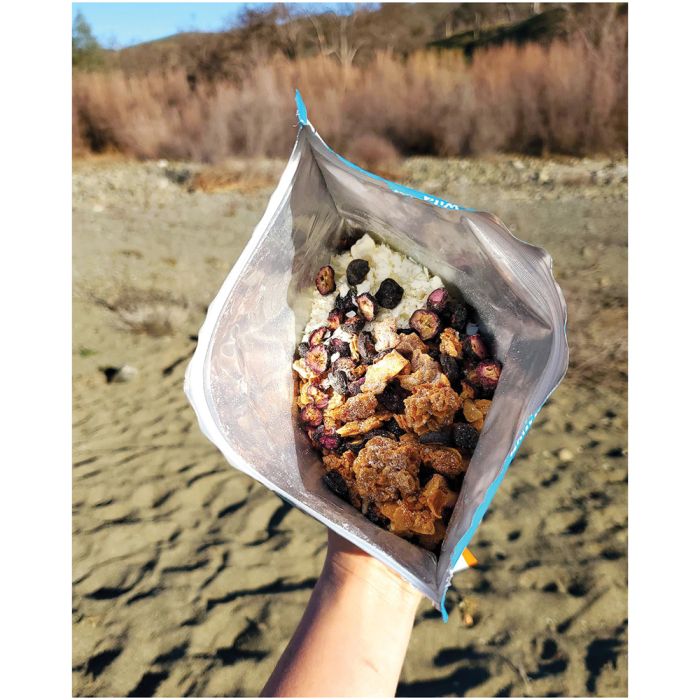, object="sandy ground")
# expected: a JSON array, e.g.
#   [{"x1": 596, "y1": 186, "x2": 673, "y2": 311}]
[{"x1": 73, "y1": 155, "x2": 627, "y2": 697}]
